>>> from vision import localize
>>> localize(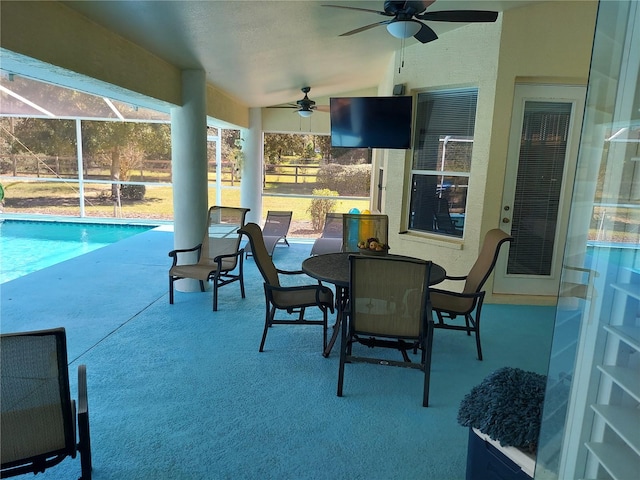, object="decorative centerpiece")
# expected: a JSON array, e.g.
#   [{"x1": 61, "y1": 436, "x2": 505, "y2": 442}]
[{"x1": 357, "y1": 237, "x2": 389, "y2": 255}]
